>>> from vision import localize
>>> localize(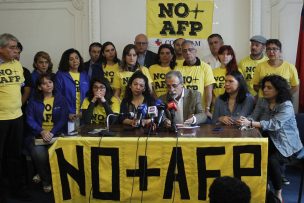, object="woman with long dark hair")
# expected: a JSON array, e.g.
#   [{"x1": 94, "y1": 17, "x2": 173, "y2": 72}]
[
  {"x1": 212, "y1": 71, "x2": 254, "y2": 125},
  {"x1": 81, "y1": 78, "x2": 120, "y2": 124},
  {"x1": 238, "y1": 75, "x2": 303, "y2": 202},
  {"x1": 120, "y1": 71, "x2": 156, "y2": 127},
  {"x1": 55, "y1": 48, "x2": 89, "y2": 124}
]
